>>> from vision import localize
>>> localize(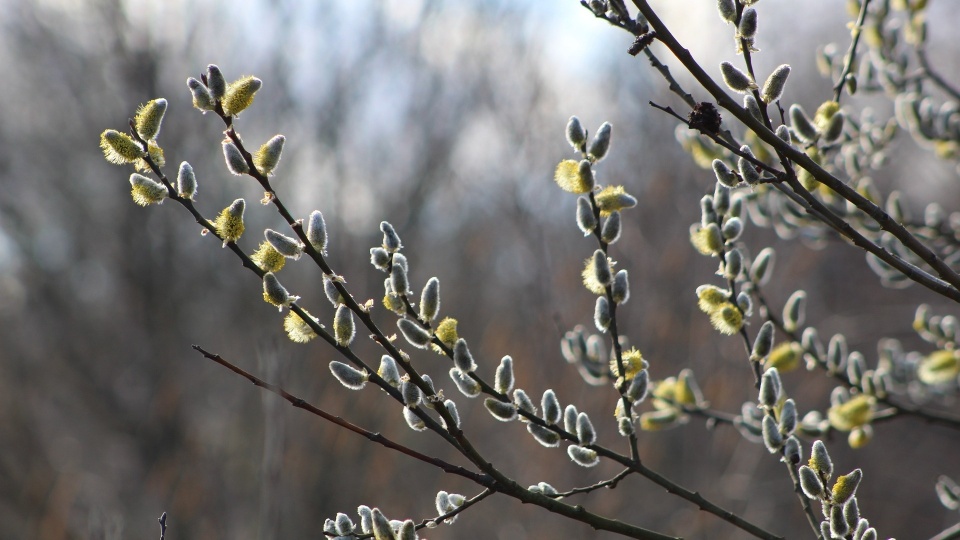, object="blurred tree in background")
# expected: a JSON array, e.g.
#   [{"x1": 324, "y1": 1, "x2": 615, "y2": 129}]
[{"x1": 2, "y1": 0, "x2": 960, "y2": 538}]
